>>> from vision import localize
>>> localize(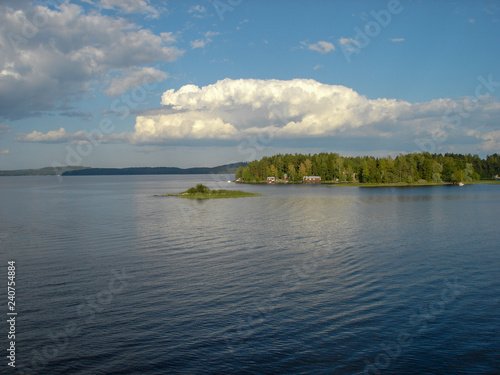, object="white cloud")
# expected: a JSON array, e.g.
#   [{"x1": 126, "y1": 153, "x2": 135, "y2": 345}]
[
  {"x1": 190, "y1": 39, "x2": 207, "y2": 49},
  {"x1": 205, "y1": 31, "x2": 220, "y2": 38},
  {"x1": 188, "y1": 5, "x2": 206, "y2": 13},
  {"x1": 390, "y1": 38, "x2": 405, "y2": 42},
  {"x1": 339, "y1": 37, "x2": 355, "y2": 45},
  {"x1": 307, "y1": 41, "x2": 336, "y2": 54},
  {"x1": 1, "y1": 149, "x2": 12, "y2": 154},
  {"x1": 236, "y1": 19, "x2": 249, "y2": 30},
  {"x1": 160, "y1": 32, "x2": 178, "y2": 44},
  {"x1": 190, "y1": 31, "x2": 220, "y2": 49},
  {"x1": 106, "y1": 67, "x2": 169, "y2": 97},
  {"x1": 16, "y1": 128, "x2": 78, "y2": 143},
  {"x1": 338, "y1": 37, "x2": 360, "y2": 52},
  {"x1": 140, "y1": 78, "x2": 408, "y2": 141},
  {"x1": 0, "y1": 2, "x2": 183, "y2": 120},
  {"x1": 100, "y1": 0, "x2": 159, "y2": 18},
  {"x1": 15, "y1": 127, "x2": 120, "y2": 144},
  {"x1": 480, "y1": 130, "x2": 500, "y2": 151},
  {"x1": 121, "y1": 78, "x2": 500, "y2": 147},
  {"x1": 188, "y1": 5, "x2": 207, "y2": 18},
  {"x1": 133, "y1": 113, "x2": 237, "y2": 143},
  {"x1": 0, "y1": 124, "x2": 11, "y2": 136}
]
